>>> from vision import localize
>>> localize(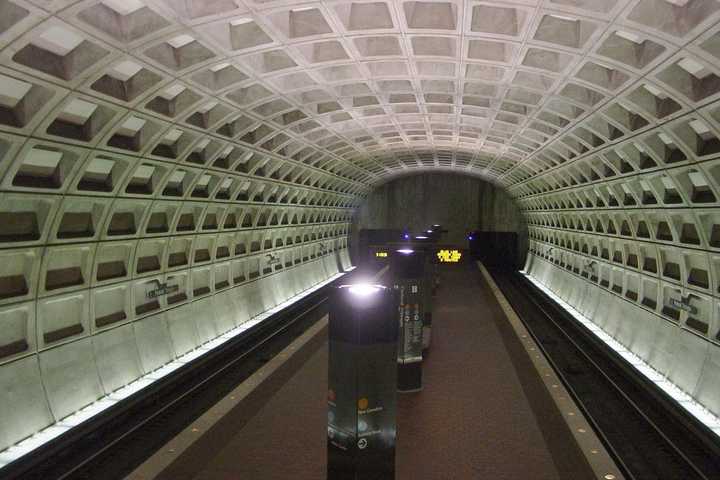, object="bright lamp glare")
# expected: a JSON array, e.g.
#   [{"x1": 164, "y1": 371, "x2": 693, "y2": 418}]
[
  {"x1": 415, "y1": 235, "x2": 428, "y2": 240},
  {"x1": 397, "y1": 248, "x2": 414, "y2": 255},
  {"x1": 347, "y1": 284, "x2": 382, "y2": 296}
]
